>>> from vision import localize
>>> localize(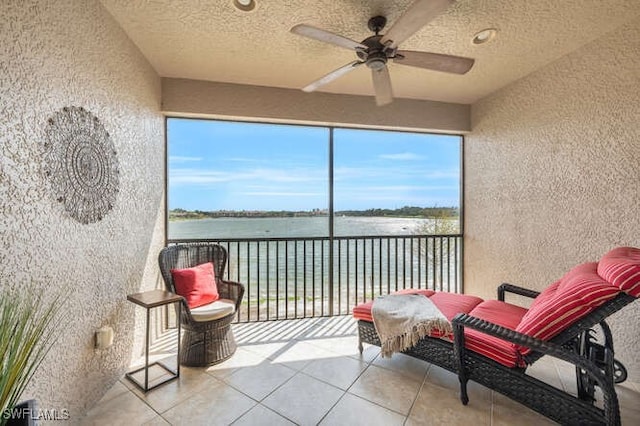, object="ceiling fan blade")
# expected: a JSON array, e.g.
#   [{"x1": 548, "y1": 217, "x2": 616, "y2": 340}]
[
  {"x1": 302, "y1": 61, "x2": 363, "y2": 92},
  {"x1": 371, "y1": 65, "x2": 393, "y2": 106},
  {"x1": 380, "y1": 0, "x2": 454, "y2": 49},
  {"x1": 291, "y1": 24, "x2": 366, "y2": 51},
  {"x1": 394, "y1": 50, "x2": 474, "y2": 74}
]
